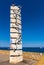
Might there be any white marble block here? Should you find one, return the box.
[9,56,23,64]
[10,50,22,55]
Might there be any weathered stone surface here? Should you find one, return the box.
[10,5,23,64]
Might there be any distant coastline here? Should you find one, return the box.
[0,47,44,53]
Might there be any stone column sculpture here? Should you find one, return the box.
[9,4,23,64]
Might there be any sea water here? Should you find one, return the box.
[0,47,44,53]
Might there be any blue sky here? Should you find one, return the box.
[0,0,44,47]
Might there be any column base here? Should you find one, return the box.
[9,56,23,64]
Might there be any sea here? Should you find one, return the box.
[0,47,44,53]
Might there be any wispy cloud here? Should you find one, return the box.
[0,41,10,47]
[23,42,44,47]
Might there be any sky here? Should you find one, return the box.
[0,0,44,47]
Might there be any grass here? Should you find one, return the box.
[23,52,43,61]
[0,50,44,65]
[0,50,9,54]
[34,55,44,65]
[0,50,43,61]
